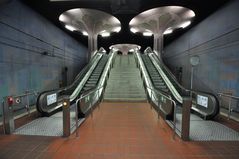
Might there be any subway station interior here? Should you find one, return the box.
[0,0,239,158]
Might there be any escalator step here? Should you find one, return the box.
[87,81,97,84]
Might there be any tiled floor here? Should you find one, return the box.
[0,102,239,159]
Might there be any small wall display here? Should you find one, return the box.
[197,95,208,108]
[47,93,57,106]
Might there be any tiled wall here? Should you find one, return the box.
[163,0,239,108]
[0,0,88,116]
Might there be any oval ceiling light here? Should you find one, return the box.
[59,14,66,22]
[82,31,88,36]
[143,32,153,36]
[65,25,76,32]
[114,26,121,33]
[101,32,110,37]
[130,28,138,33]
[188,10,196,18]
[163,28,173,35]
[180,21,191,28]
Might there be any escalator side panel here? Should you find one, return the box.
[36,52,103,116]
[140,54,174,120]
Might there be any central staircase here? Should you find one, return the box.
[104,54,147,102]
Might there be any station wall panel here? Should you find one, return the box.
[163,0,239,109]
[0,0,88,116]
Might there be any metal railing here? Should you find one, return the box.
[2,90,39,134]
[146,86,178,139]
[218,93,239,120]
[148,52,219,120]
[72,51,115,137]
[135,52,178,139]
[74,86,105,137]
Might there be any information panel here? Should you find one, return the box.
[47,93,57,106]
[197,95,208,108]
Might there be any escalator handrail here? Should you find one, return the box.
[148,54,183,103]
[64,52,102,91]
[36,51,103,115]
[76,50,115,109]
[151,51,216,97]
[135,52,172,99]
[146,86,177,106]
[69,54,103,101]
[149,50,219,119]
[76,85,104,103]
[151,51,191,93]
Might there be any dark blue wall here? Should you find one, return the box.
[163,0,239,101]
[0,0,88,115]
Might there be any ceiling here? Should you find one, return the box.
[21,0,230,51]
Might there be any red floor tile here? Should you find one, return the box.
[0,102,239,159]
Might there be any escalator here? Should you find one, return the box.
[36,51,110,117]
[141,55,169,94]
[80,55,108,92]
[138,50,219,120]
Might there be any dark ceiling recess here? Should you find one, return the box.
[22,0,230,51]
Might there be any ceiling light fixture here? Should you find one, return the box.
[130,28,138,33]
[179,21,191,28]
[82,31,88,36]
[143,32,153,36]
[163,29,173,35]
[114,27,121,33]
[59,15,66,22]
[101,32,110,37]
[65,25,76,32]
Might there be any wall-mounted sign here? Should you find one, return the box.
[47,93,57,106]
[197,95,208,108]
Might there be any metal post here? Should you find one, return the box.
[172,101,178,140]
[181,98,192,141]
[150,90,152,109]
[62,98,70,137]
[97,90,100,109]
[2,101,6,134]
[26,91,30,116]
[158,106,160,120]
[3,98,15,134]
[90,96,93,118]
[190,67,194,97]
[157,100,160,119]
[75,99,79,137]
[228,97,232,120]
